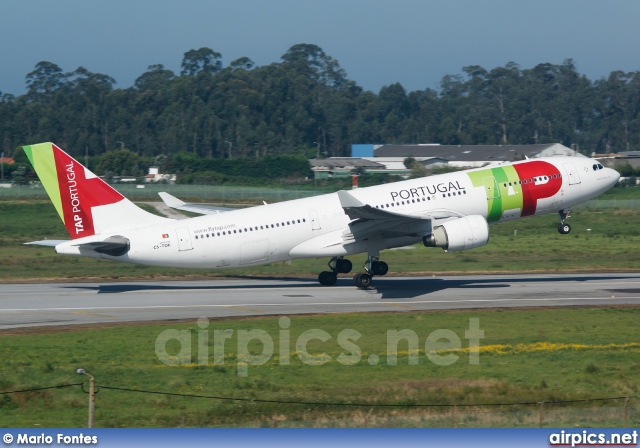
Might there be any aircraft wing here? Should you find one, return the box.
[337,190,428,223]
[158,192,236,215]
[337,190,460,241]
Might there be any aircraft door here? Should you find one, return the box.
[482,176,500,200]
[563,163,581,185]
[309,210,321,230]
[176,227,193,251]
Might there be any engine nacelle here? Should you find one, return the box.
[423,215,489,252]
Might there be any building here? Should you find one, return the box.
[310,158,387,179]
[353,143,582,168]
[145,166,177,183]
[309,143,585,179]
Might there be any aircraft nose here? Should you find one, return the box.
[609,168,621,185]
[601,167,621,188]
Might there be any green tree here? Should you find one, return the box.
[95,149,148,178]
[180,48,223,76]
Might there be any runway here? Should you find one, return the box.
[1,273,640,330]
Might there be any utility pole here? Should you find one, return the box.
[77,369,95,428]
[85,146,89,169]
[225,141,232,159]
[1,151,4,181]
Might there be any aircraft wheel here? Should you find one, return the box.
[557,223,571,234]
[318,271,337,286]
[353,273,372,289]
[371,261,388,276]
[336,258,353,274]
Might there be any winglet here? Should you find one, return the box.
[337,190,365,208]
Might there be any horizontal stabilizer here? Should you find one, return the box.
[158,192,236,215]
[25,240,69,247]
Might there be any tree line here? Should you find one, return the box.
[1,43,639,181]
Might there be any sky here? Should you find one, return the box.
[1,0,639,96]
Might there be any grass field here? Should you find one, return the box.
[1,307,639,427]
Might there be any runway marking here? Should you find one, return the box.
[2,296,640,313]
[383,303,416,310]
[72,311,119,318]
[222,305,265,313]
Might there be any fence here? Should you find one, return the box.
[0,183,329,203]
[2,383,638,428]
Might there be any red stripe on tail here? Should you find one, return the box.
[52,145,124,238]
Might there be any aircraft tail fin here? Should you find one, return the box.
[23,142,171,239]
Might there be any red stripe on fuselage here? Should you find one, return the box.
[513,161,562,216]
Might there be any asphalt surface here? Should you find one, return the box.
[1,273,639,330]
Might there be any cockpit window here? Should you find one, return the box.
[598,164,604,170]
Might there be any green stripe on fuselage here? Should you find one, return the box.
[468,166,523,222]
[23,143,64,222]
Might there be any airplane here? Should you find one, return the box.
[23,142,620,288]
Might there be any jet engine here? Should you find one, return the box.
[423,215,489,252]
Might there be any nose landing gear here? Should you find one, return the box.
[558,208,571,234]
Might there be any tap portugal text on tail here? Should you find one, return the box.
[23,142,620,288]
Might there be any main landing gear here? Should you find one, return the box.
[557,208,571,234]
[317,255,389,288]
[318,257,353,286]
[353,255,388,289]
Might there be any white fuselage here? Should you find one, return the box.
[55,156,619,268]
